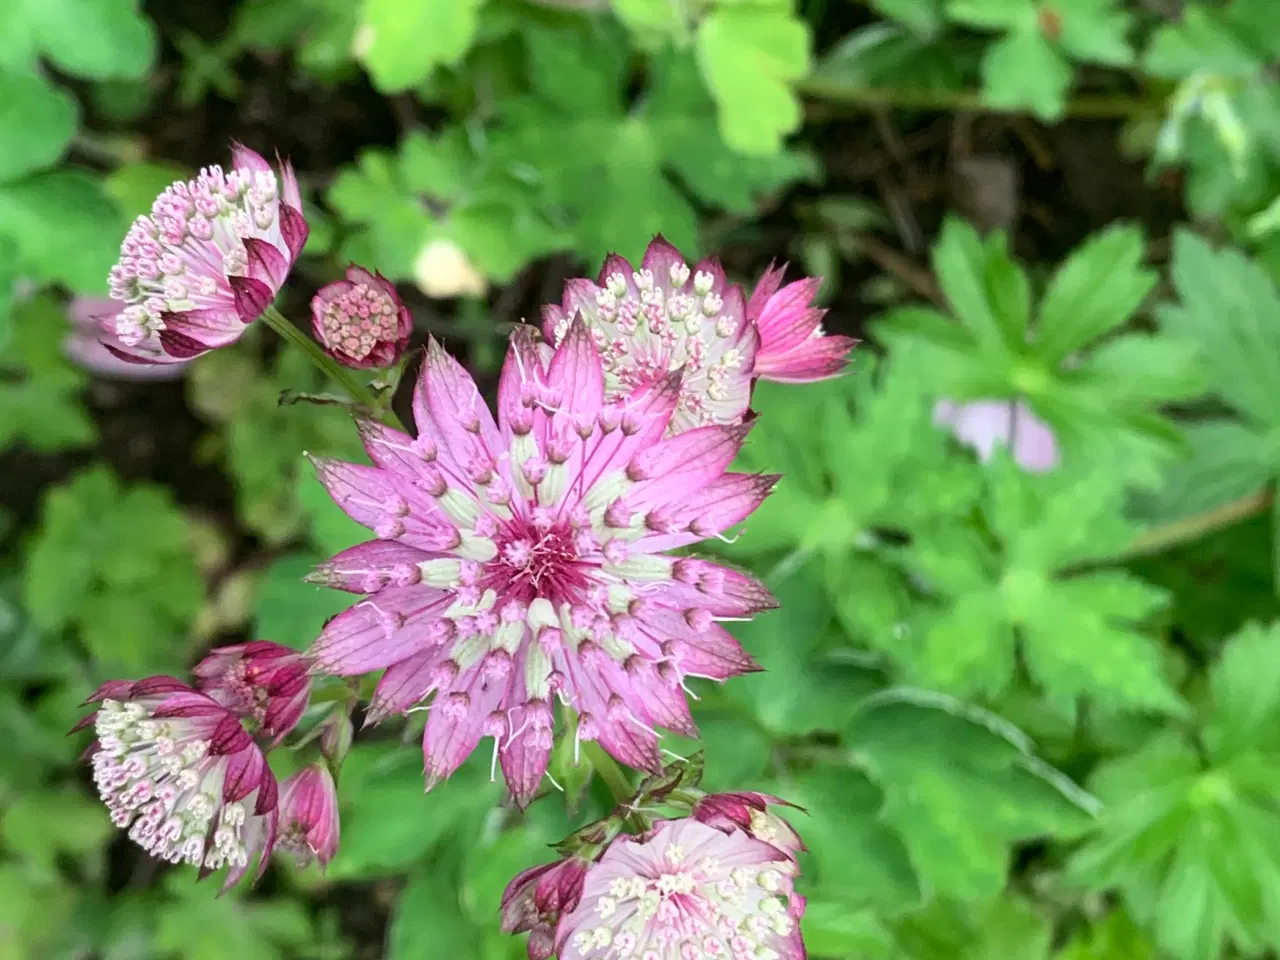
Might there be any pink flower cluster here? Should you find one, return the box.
[76,642,338,888]
[503,793,807,960]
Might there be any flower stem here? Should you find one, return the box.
[1122,487,1274,560]
[799,78,1164,119]
[583,742,635,805]
[260,304,405,430]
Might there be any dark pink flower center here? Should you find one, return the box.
[486,519,588,604]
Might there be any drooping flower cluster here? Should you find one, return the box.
[104,144,307,364]
[75,642,326,887]
[502,793,807,960]
[308,320,778,806]
[543,237,856,432]
[311,265,412,368]
[82,677,279,889]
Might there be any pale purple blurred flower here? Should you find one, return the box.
[77,677,279,891]
[933,398,1060,472]
[277,764,340,869]
[64,297,189,380]
[306,321,777,807]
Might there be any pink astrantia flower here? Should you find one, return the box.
[104,144,308,365]
[192,641,312,745]
[307,321,778,807]
[933,398,1060,473]
[78,677,279,890]
[276,764,340,868]
[502,856,593,960]
[747,262,856,383]
[692,792,805,861]
[64,297,191,380]
[554,817,806,960]
[541,237,760,432]
[312,265,412,369]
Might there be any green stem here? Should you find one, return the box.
[583,742,635,805]
[1121,487,1273,561]
[799,78,1163,119]
[260,304,405,431]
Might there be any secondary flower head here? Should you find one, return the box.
[312,265,412,368]
[555,817,806,960]
[276,764,341,869]
[105,144,308,365]
[542,237,760,433]
[502,855,593,960]
[79,677,278,890]
[692,792,805,861]
[747,262,856,383]
[192,641,311,744]
[308,321,778,807]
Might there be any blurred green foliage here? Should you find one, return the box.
[3,1,1280,959]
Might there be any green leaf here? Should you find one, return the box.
[1144,5,1268,79]
[1135,421,1275,522]
[0,70,76,183]
[696,5,810,155]
[23,465,204,674]
[787,765,922,910]
[328,746,501,879]
[647,50,818,214]
[1070,623,1280,960]
[103,160,188,219]
[946,0,1031,31]
[254,553,353,651]
[0,0,156,79]
[980,29,1072,120]
[0,169,123,292]
[389,862,479,959]
[1034,223,1156,364]
[1161,231,1280,428]
[356,0,484,92]
[850,688,1097,900]
[154,875,315,960]
[1056,909,1159,960]
[932,216,1029,353]
[2,789,113,879]
[0,295,95,453]
[870,0,943,36]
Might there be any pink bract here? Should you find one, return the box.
[104,143,308,365]
[64,297,191,380]
[277,764,341,868]
[311,265,412,369]
[555,818,806,960]
[192,640,312,745]
[307,321,778,807]
[747,262,857,383]
[79,677,279,891]
[502,856,592,960]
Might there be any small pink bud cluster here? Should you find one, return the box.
[502,792,807,960]
[311,265,412,368]
[76,641,338,886]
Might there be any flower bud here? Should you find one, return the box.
[311,265,412,368]
[277,764,341,869]
[691,791,806,860]
[501,856,592,959]
[192,641,311,743]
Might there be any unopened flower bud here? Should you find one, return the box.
[312,265,412,368]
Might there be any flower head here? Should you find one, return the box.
[192,641,311,744]
[276,764,341,869]
[105,144,308,365]
[502,856,592,960]
[555,818,806,960]
[747,262,856,383]
[933,398,1059,472]
[307,321,777,807]
[80,677,278,890]
[692,792,805,861]
[541,237,760,433]
[312,265,412,368]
